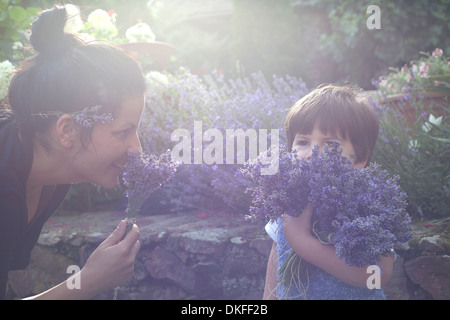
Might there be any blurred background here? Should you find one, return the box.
[2,0,450,89]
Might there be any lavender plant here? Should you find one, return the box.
[139,68,308,213]
[122,150,178,233]
[371,98,449,219]
[241,143,412,267]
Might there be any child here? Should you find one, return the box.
[0,6,146,299]
[263,84,394,300]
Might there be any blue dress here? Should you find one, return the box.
[273,219,386,300]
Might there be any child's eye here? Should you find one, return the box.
[325,141,341,148]
[295,140,309,147]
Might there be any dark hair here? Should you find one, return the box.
[8,5,146,151]
[284,84,379,164]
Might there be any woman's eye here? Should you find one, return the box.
[117,129,130,139]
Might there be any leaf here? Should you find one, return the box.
[8,5,27,25]
[429,136,450,143]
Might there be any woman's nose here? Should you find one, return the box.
[128,132,142,154]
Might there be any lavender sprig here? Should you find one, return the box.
[241,145,310,222]
[122,150,178,233]
[72,105,113,127]
[32,105,113,127]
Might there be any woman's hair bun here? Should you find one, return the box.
[30,6,81,57]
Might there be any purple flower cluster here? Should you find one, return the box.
[73,105,113,127]
[241,143,413,267]
[122,150,178,224]
[240,145,310,221]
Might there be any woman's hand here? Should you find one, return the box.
[80,220,141,294]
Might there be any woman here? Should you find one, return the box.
[0,6,146,299]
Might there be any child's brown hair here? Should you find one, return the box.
[284,84,379,165]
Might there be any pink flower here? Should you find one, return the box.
[401,65,408,74]
[434,81,440,86]
[418,62,430,78]
[432,48,443,58]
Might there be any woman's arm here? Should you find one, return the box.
[263,241,278,300]
[24,220,141,299]
[283,205,393,289]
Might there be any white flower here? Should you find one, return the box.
[418,61,430,78]
[125,22,155,42]
[87,9,115,28]
[0,60,15,100]
[85,9,118,40]
[64,4,84,33]
[408,139,419,149]
[422,114,442,132]
[146,71,170,94]
[12,41,23,51]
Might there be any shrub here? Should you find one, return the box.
[371,95,449,220]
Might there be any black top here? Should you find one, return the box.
[0,110,70,299]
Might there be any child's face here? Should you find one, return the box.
[292,123,366,169]
[71,95,145,188]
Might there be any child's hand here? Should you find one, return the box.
[80,220,141,294]
[283,203,314,241]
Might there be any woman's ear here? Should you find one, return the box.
[55,114,77,148]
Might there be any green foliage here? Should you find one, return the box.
[0,0,41,61]
[371,95,450,219]
[303,0,450,88]
[230,0,306,78]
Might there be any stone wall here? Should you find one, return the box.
[7,210,272,300]
[384,218,450,300]
[6,211,450,300]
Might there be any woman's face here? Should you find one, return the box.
[71,95,144,188]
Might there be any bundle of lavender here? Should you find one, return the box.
[241,143,412,267]
[122,150,178,234]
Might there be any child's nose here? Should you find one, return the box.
[305,148,313,161]
[306,144,323,161]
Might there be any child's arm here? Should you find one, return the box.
[263,241,278,300]
[283,205,394,288]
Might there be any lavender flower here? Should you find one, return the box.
[241,145,310,222]
[241,143,412,267]
[122,150,178,232]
